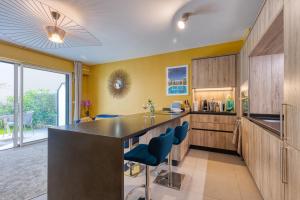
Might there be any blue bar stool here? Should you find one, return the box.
[154,121,189,190]
[124,133,146,177]
[124,128,175,200]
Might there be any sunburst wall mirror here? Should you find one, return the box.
[108,69,131,98]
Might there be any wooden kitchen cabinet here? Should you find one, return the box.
[248,0,283,54]
[284,0,300,151]
[249,123,262,189]
[190,114,237,151]
[241,118,250,165]
[243,118,284,200]
[249,54,284,114]
[240,43,250,90]
[261,128,284,200]
[285,145,300,200]
[173,114,191,161]
[192,55,236,88]
[283,0,300,199]
[190,129,236,151]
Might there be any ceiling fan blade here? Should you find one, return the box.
[191,3,218,16]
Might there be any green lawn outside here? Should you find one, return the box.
[0,127,33,136]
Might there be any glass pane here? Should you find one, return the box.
[0,62,15,150]
[23,68,66,143]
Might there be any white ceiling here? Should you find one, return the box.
[0,0,263,65]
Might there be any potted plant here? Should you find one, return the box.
[81,100,91,117]
[147,99,155,117]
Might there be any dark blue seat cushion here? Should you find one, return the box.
[173,137,180,144]
[95,114,119,119]
[124,144,157,166]
[173,121,189,145]
[148,128,174,164]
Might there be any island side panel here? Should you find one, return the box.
[48,128,124,200]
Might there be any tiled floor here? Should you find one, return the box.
[32,149,262,200]
[124,149,262,200]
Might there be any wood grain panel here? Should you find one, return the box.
[248,0,283,54]
[249,54,284,114]
[284,1,300,198]
[285,145,300,200]
[192,55,236,88]
[191,114,236,125]
[284,0,300,151]
[191,122,235,132]
[241,118,250,165]
[251,11,283,56]
[243,118,284,200]
[267,132,284,200]
[190,129,236,151]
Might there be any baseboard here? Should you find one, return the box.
[190,145,239,156]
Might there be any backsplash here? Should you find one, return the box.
[192,88,235,112]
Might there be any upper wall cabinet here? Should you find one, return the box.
[248,0,284,54]
[284,0,300,150]
[192,55,236,89]
[249,54,284,114]
[240,42,250,91]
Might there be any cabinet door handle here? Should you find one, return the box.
[281,104,288,140]
[282,147,288,184]
[280,146,283,183]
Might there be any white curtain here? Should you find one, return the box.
[74,61,82,122]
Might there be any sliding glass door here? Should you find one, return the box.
[21,67,69,144]
[0,61,71,150]
[0,62,17,150]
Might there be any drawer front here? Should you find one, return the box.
[191,114,236,124]
[190,129,237,151]
[191,122,235,132]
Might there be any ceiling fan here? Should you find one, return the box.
[177,3,217,30]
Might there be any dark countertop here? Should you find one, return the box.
[49,112,188,141]
[190,111,237,116]
[246,114,281,137]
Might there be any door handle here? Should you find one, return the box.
[281,146,288,184]
[281,104,288,140]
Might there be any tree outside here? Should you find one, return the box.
[0,89,57,132]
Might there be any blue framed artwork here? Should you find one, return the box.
[166,65,188,96]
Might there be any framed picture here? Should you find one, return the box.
[166,65,188,96]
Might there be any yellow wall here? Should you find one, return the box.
[0,41,74,72]
[88,40,243,116]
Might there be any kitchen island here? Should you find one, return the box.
[48,112,189,200]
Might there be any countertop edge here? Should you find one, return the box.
[49,112,189,141]
[190,111,237,116]
[244,116,281,138]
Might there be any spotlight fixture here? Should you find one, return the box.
[46,11,66,43]
[177,13,191,30]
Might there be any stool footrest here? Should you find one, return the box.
[124,162,144,177]
[153,170,185,190]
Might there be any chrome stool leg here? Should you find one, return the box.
[125,165,151,200]
[154,150,185,190]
